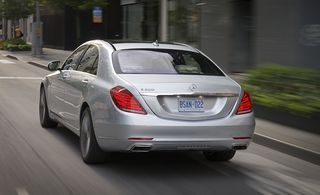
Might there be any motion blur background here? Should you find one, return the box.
[1,0,319,131]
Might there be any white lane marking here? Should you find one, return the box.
[254,133,320,155]
[0,76,43,80]
[0,59,14,64]
[16,188,30,195]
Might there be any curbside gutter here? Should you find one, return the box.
[253,133,320,165]
[4,53,320,166]
[27,61,48,70]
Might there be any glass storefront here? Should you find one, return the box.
[120,0,253,72]
[121,0,159,41]
[168,0,201,48]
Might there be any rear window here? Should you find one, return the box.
[112,49,224,76]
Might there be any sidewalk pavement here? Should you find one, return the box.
[1,48,319,165]
[2,48,71,69]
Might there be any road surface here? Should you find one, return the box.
[0,56,319,195]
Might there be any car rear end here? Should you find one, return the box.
[95,42,255,155]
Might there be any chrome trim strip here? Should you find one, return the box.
[141,92,238,97]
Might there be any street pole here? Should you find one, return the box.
[32,1,42,55]
[160,0,168,41]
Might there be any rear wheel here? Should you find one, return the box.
[80,108,106,164]
[39,87,58,128]
[203,150,236,161]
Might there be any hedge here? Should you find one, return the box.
[2,38,31,51]
[242,64,320,116]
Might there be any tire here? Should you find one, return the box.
[80,108,106,164]
[39,87,58,128]
[203,150,236,161]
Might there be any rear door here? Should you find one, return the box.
[51,45,88,126]
[63,45,99,129]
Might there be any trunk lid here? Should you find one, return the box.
[118,74,240,121]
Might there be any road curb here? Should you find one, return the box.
[4,53,48,70]
[253,133,320,165]
[27,61,47,70]
[5,55,19,60]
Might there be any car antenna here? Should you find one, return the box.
[152,40,159,47]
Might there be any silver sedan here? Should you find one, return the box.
[39,40,255,164]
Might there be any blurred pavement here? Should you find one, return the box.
[2,48,71,67]
[1,48,319,165]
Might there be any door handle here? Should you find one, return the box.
[61,71,71,79]
[82,79,89,84]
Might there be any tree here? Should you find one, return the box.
[43,0,108,10]
[0,0,108,19]
[0,0,35,20]
[0,0,108,21]
[0,0,36,39]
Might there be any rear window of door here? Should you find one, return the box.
[77,45,99,74]
[62,46,88,70]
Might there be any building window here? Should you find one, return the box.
[168,0,201,47]
[121,0,159,41]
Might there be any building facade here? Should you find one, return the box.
[37,0,319,71]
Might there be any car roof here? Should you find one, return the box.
[105,40,199,52]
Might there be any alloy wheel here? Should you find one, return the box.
[39,91,46,124]
[81,112,91,158]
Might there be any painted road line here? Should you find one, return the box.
[253,133,320,165]
[0,59,15,64]
[16,188,30,195]
[0,76,43,80]
[254,133,320,155]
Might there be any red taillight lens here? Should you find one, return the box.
[110,86,147,115]
[236,91,253,115]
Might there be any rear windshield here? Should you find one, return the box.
[112,49,224,76]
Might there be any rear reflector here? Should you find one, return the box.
[128,137,154,141]
[236,91,253,115]
[233,136,251,140]
[111,86,147,114]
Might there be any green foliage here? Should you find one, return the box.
[3,38,31,50]
[43,0,108,10]
[77,0,108,10]
[242,64,320,116]
[0,0,35,20]
[18,44,32,49]
[5,38,26,45]
[6,43,19,49]
[0,0,109,20]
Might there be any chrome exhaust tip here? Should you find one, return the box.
[131,145,152,152]
[232,144,247,150]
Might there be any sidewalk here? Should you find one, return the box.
[1,48,319,165]
[1,48,71,68]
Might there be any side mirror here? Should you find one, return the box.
[48,60,61,71]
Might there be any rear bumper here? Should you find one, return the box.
[98,138,251,152]
[94,112,255,152]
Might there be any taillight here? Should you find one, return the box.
[236,91,252,115]
[110,86,147,115]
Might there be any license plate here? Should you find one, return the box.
[178,98,205,112]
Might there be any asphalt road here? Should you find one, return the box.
[0,56,319,195]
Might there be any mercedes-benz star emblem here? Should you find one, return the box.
[190,84,197,91]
